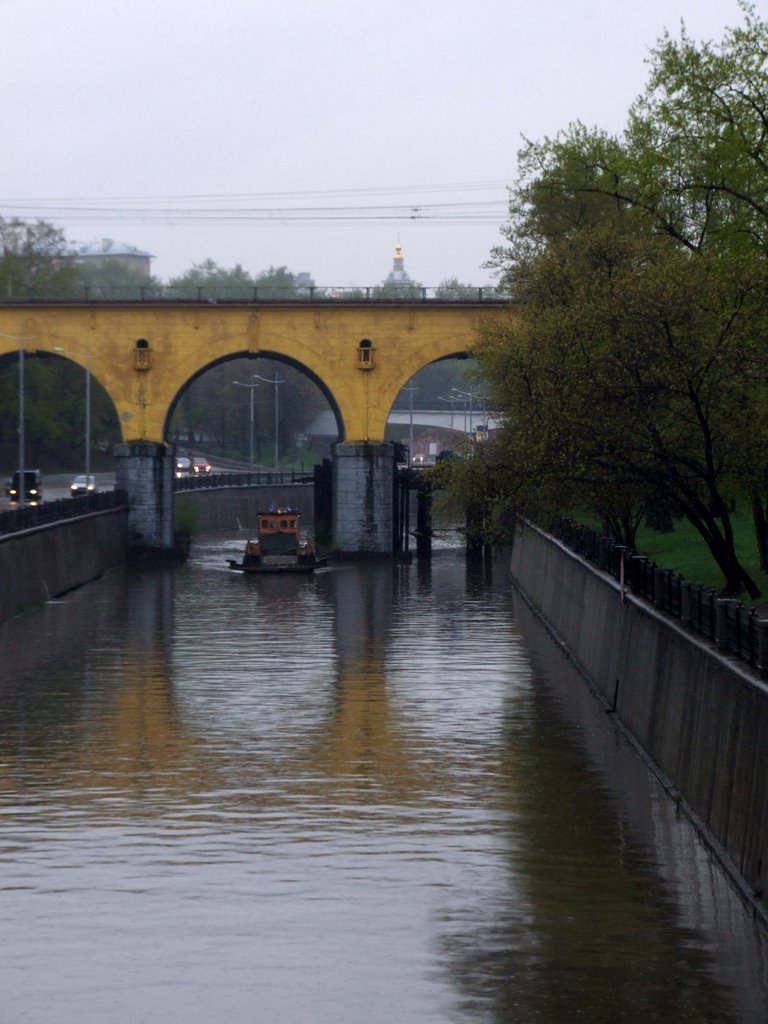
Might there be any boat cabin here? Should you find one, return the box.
[258,505,302,556]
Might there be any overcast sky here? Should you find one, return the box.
[0,0,748,288]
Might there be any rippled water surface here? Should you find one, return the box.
[1,538,767,1023]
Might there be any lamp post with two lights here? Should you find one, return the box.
[250,371,285,472]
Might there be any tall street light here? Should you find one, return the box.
[232,375,261,470]
[1,329,36,509]
[403,384,418,462]
[452,387,488,438]
[251,372,285,472]
[437,393,456,430]
[54,346,92,483]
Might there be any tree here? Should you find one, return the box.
[483,219,766,595]
[473,4,768,596]
[166,261,297,300]
[70,259,162,300]
[0,218,78,298]
[435,277,492,301]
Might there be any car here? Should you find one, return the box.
[6,469,43,505]
[191,457,212,474]
[175,456,192,478]
[70,474,98,496]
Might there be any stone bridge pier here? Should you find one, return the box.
[114,442,176,553]
[332,442,395,555]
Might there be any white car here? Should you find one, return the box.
[70,474,98,496]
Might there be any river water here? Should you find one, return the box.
[1,535,767,1023]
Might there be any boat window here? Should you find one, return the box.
[280,519,288,528]
[290,519,297,528]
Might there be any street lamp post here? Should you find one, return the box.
[85,351,91,482]
[438,394,456,430]
[403,384,418,462]
[18,340,24,508]
[232,375,261,471]
[251,372,285,472]
[54,346,92,484]
[1,329,36,509]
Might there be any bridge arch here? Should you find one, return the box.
[163,350,345,449]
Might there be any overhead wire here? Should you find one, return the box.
[0,180,511,227]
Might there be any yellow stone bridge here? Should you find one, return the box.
[0,300,504,444]
[0,299,507,553]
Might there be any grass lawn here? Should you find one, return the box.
[632,506,768,605]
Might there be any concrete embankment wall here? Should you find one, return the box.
[175,483,315,535]
[509,518,768,897]
[0,508,128,622]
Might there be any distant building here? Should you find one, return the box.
[71,238,153,275]
[384,237,412,287]
[295,271,315,294]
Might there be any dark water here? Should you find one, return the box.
[1,535,767,1023]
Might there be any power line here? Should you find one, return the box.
[0,180,511,227]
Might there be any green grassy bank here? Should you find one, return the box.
[630,505,768,606]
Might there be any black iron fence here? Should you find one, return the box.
[175,470,314,491]
[0,472,311,536]
[549,516,768,677]
[0,285,504,305]
[0,490,128,538]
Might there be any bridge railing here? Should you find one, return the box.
[175,470,314,491]
[0,285,507,304]
[549,516,768,677]
[0,490,128,538]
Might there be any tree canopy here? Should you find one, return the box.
[166,261,297,300]
[0,218,78,298]
[460,1,768,596]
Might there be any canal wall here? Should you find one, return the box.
[508,518,768,899]
[0,508,129,622]
[175,483,315,535]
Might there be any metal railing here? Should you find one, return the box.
[549,516,768,676]
[175,470,314,491]
[0,285,506,305]
[0,490,128,537]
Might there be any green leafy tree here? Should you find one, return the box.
[167,261,297,301]
[0,218,78,298]
[435,277,498,301]
[70,259,162,300]
[482,220,766,595]
[472,3,768,595]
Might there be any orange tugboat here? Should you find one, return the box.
[227,505,326,574]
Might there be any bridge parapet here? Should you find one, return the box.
[0,287,505,305]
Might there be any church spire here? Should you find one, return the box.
[386,235,411,286]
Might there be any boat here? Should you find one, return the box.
[227,505,327,574]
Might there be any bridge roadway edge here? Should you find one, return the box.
[508,517,768,918]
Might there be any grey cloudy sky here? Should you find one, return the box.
[0,0,747,287]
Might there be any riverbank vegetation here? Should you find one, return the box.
[445,3,768,599]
